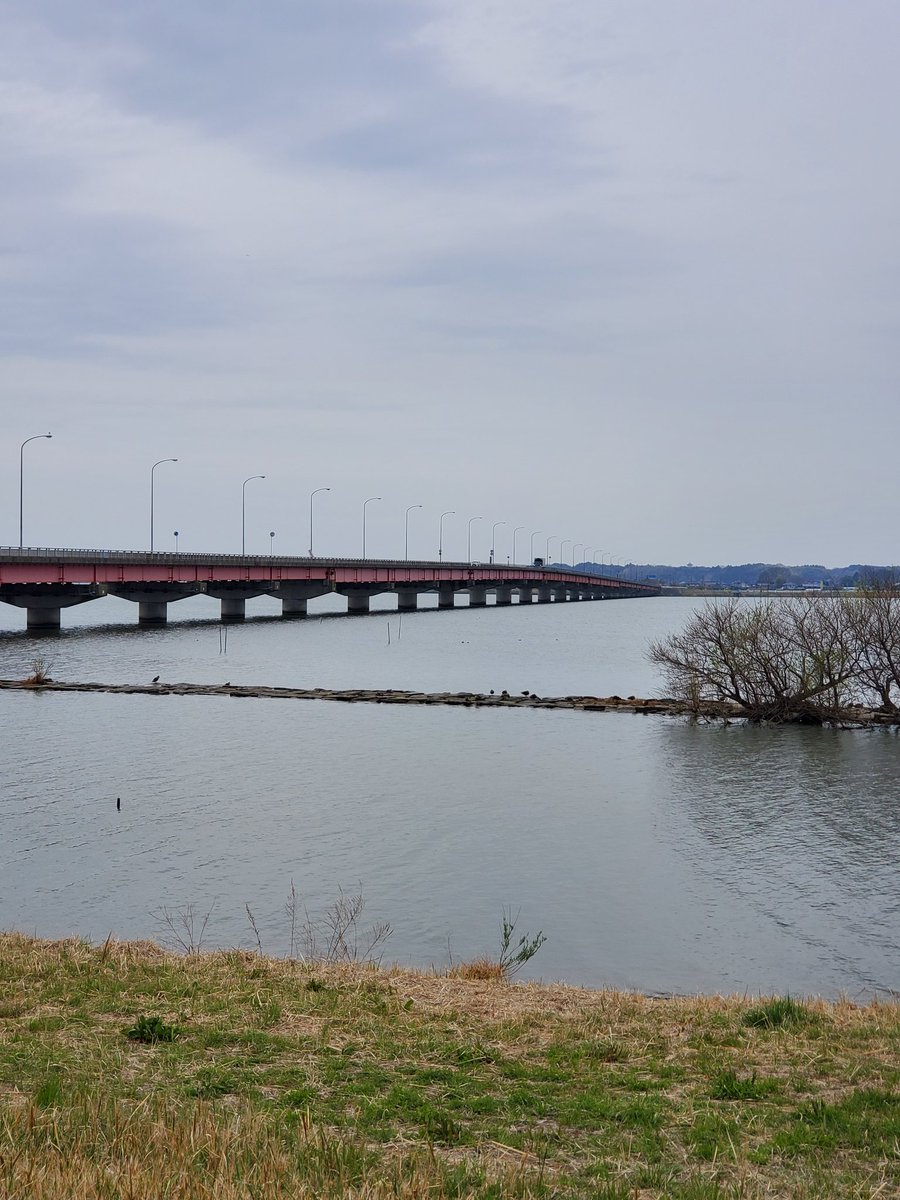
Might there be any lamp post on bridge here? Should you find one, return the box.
[362,496,381,558]
[560,539,572,567]
[573,543,583,567]
[512,526,524,564]
[241,475,265,556]
[438,511,455,562]
[174,531,180,553]
[546,534,557,564]
[404,504,423,560]
[270,530,276,555]
[309,487,330,557]
[19,433,52,550]
[150,457,177,553]
[466,515,483,562]
[530,531,542,563]
[490,520,505,565]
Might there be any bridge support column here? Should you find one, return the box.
[220,597,246,621]
[495,586,512,606]
[438,588,455,609]
[27,606,61,631]
[398,591,419,611]
[517,586,532,604]
[347,593,371,614]
[281,595,307,617]
[469,586,487,607]
[536,585,552,603]
[553,585,567,602]
[138,601,168,625]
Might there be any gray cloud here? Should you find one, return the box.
[1,0,899,565]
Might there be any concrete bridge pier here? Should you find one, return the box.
[282,595,307,617]
[273,583,333,618]
[537,585,553,603]
[495,586,512,606]
[469,585,487,607]
[1,585,103,632]
[438,587,456,609]
[138,601,168,625]
[517,586,532,604]
[344,588,383,614]
[109,584,202,626]
[397,590,419,611]
[220,597,246,621]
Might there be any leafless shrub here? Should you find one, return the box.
[152,901,215,954]
[245,903,263,954]
[23,656,52,686]
[297,886,392,965]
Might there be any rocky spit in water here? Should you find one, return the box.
[3,677,900,725]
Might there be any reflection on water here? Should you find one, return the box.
[0,598,897,998]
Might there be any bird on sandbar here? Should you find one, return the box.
[116,797,121,811]
[152,675,160,684]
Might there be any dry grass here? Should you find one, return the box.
[0,933,898,1199]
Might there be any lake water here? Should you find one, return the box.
[1,592,897,999]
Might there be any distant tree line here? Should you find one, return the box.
[648,583,900,723]
[578,561,899,589]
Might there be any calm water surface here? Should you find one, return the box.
[1,594,897,998]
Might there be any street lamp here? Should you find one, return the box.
[560,539,572,566]
[573,542,583,567]
[241,475,265,555]
[362,496,381,558]
[270,530,276,555]
[404,504,423,560]
[438,511,455,561]
[546,534,557,563]
[512,526,525,565]
[584,545,593,567]
[490,521,506,564]
[150,457,177,553]
[467,515,483,561]
[174,530,179,553]
[309,487,330,557]
[19,433,52,549]
[530,531,542,562]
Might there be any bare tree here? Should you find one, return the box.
[648,596,871,723]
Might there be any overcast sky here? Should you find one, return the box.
[2,1,898,565]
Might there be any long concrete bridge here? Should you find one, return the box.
[0,548,660,630]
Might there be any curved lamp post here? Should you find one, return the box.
[404,504,423,560]
[466,515,483,562]
[530,530,542,562]
[150,457,177,552]
[309,487,330,557]
[490,521,506,565]
[241,475,265,555]
[511,526,525,565]
[19,433,52,549]
[362,496,381,558]
[438,510,455,562]
[560,538,572,567]
[546,534,557,563]
[573,542,583,567]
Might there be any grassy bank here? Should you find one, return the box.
[0,935,897,1198]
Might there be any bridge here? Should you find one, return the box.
[0,548,660,630]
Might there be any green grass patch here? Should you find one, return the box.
[0,933,897,1199]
